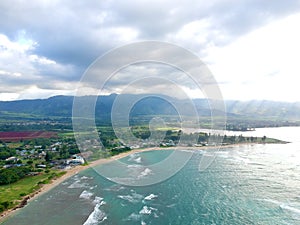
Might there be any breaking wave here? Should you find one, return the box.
[128,153,142,164]
[144,194,158,201]
[79,190,94,200]
[118,191,144,203]
[82,203,107,225]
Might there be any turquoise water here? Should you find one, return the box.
[2,127,300,225]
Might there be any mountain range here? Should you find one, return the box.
[0,94,299,125]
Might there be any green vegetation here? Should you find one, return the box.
[0,170,66,213]
[0,167,31,185]
[0,173,49,212]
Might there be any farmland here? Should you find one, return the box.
[0,131,57,142]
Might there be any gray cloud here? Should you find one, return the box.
[0,0,300,100]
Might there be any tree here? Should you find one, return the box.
[238,135,245,142]
[0,169,19,185]
[27,160,33,166]
[0,151,10,160]
[166,130,172,136]
[0,201,11,210]
[59,145,69,159]
[45,152,53,162]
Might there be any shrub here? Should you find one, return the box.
[0,201,12,209]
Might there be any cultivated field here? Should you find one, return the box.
[0,131,57,142]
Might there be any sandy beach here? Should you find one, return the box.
[0,143,265,222]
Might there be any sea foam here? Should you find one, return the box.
[82,203,107,225]
[138,168,152,179]
[260,199,300,215]
[139,206,152,215]
[280,203,300,215]
[144,194,158,201]
[128,153,142,163]
[81,176,93,180]
[118,191,144,203]
[79,190,94,200]
[93,196,104,204]
[68,180,89,189]
[125,213,141,221]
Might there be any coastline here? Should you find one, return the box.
[0,142,285,222]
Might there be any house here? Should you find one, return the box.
[66,155,85,165]
[16,149,28,156]
[38,151,46,158]
[5,156,18,162]
[36,164,47,168]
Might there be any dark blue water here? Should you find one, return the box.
[2,127,300,225]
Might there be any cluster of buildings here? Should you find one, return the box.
[2,140,85,170]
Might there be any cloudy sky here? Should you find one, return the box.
[1,0,300,102]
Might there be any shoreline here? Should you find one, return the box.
[0,141,286,222]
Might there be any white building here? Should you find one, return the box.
[67,155,85,165]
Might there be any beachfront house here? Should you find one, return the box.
[66,155,85,165]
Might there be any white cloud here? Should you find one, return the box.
[29,54,56,65]
[0,33,77,98]
[1,0,300,101]
[0,93,20,101]
[17,86,75,100]
[204,13,300,102]
[0,31,36,53]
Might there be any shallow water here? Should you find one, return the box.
[2,127,300,225]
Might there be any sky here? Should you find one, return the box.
[1,0,300,102]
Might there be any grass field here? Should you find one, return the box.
[0,171,66,212]
[6,142,22,149]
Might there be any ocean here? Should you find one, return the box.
[2,127,300,225]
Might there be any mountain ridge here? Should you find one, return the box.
[0,94,299,122]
